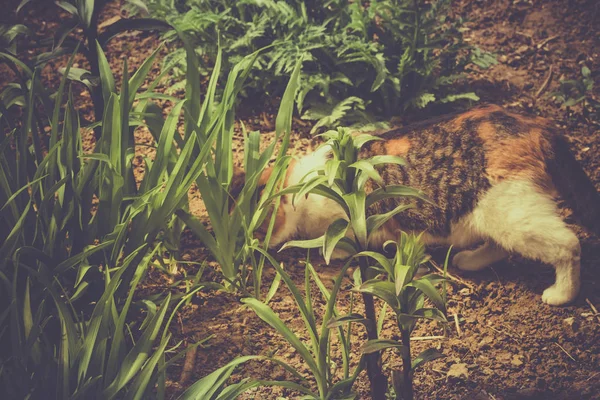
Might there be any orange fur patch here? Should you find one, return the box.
[477,122,554,189]
[451,104,504,128]
[384,137,411,156]
[258,166,273,187]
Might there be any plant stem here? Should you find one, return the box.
[400,326,414,400]
[86,0,106,141]
[359,256,388,400]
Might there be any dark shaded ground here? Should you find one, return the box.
[3,0,599,399]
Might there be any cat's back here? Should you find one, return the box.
[363,104,558,235]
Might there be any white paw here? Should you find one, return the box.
[452,250,485,271]
[541,285,577,306]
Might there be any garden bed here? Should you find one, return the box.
[3,0,599,399]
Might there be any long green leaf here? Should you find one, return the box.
[366,185,432,208]
[177,356,259,400]
[356,279,399,310]
[366,203,414,239]
[323,218,349,265]
[412,348,444,370]
[96,41,116,104]
[275,57,302,157]
[408,278,447,314]
[362,339,404,354]
[241,298,320,379]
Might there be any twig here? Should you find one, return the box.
[502,323,523,339]
[453,313,462,337]
[411,335,446,341]
[431,369,446,382]
[515,31,533,41]
[535,65,553,98]
[430,260,476,292]
[586,371,600,382]
[489,325,520,343]
[586,298,599,314]
[537,35,559,49]
[585,298,600,323]
[489,266,502,284]
[178,313,185,335]
[554,342,576,362]
[179,343,198,384]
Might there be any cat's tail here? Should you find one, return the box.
[548,134,600,236]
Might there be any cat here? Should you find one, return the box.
[233,104,600,306]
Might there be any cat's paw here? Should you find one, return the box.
[542,285,577,306]
[452,250,486,271]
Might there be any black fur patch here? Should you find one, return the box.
[361,119,491,236]
[486,111,526,137]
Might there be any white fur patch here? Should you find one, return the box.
[270,145,347,246]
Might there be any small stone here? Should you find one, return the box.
[516,45,529,54]
[447,363,469,380]
[497,352,512,363]
[511,355,524,367]
[459,288,471,296]
[478,336,494,350]
[563,317,579,332]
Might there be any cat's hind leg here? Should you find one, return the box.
[471,180,581,306]
[453,242,508,271]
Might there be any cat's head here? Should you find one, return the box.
[229,165,290,246]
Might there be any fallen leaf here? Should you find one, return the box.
[447,363,469,380]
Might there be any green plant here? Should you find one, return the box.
[0,54,182,399]
[1,240,211,399]
[142,0,492,131]
[275,127,429,399]
[240,252,363,399]
[6,0,171,138]
[0,34,217,289]
[350,233,448,400]
[550,65,600,124]
[0,24,269,398]
[174,29,304,298]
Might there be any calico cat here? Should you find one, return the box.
[237,104,600,306]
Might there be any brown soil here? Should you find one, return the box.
[5,0,600,399]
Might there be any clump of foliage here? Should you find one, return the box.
[354,233,448,400]
[0,44,199,397]
[550,65,600,124]
[174,29,302,297]
[141,0,495,131]
[0,11,282,398]
[4,0,171,138]
[243,253,363,399]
